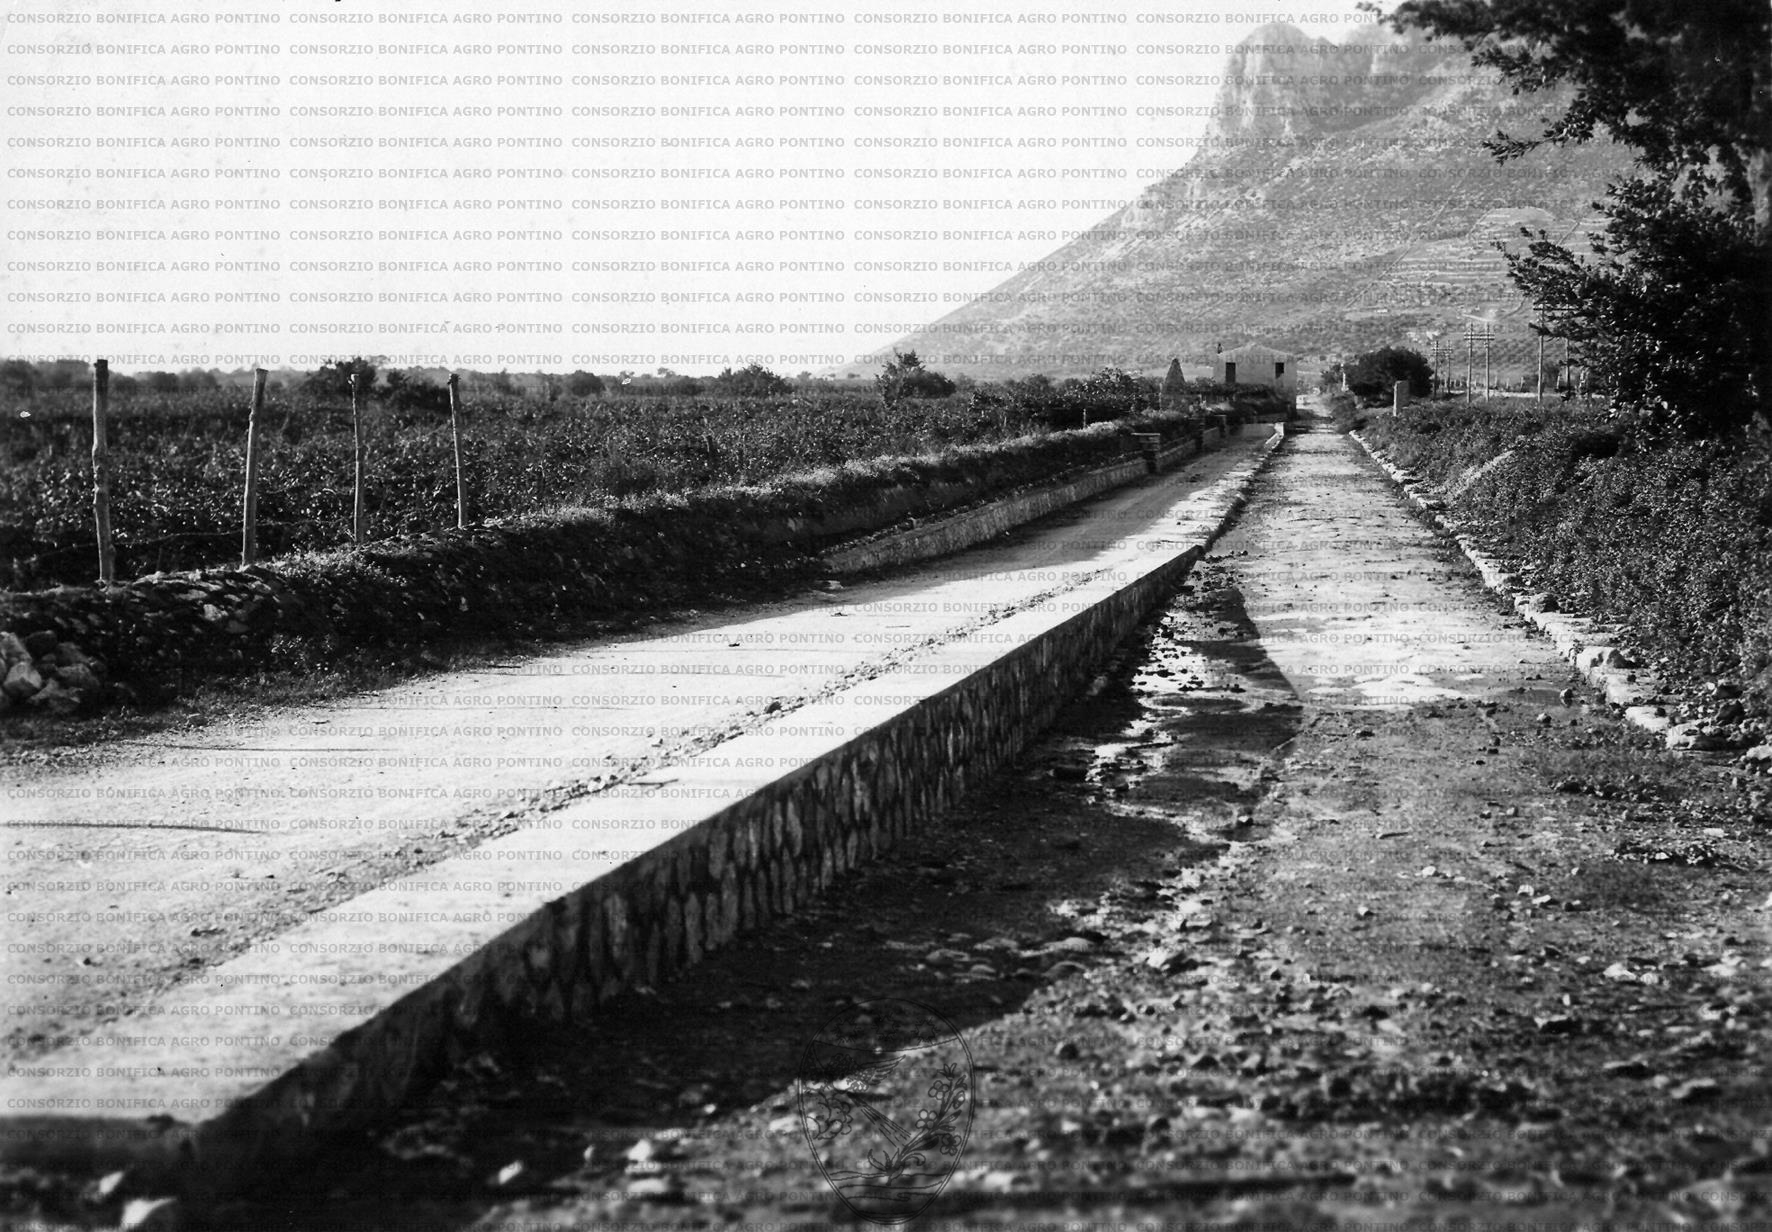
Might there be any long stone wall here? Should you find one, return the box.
[0,427,1284,1199]
[823,424,1232,574]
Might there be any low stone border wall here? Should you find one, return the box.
[0,430,1284,1198]
[822,423,1232,574]
[1351,430,1769,761]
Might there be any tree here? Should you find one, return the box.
[379,368,450,413]
[1076,366,1153,411]
[304,356,377,400]
[1346,346,1434,400]
[37,359,88,391]
[565,369,605,397]
[1387,0,1772,433]
[709,362,791,397]
[1160,358,1186,408]
[875,350,956,406]
[0,359,36,400]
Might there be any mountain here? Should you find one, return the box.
[878,23,1630,383]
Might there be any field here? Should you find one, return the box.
[0,386,1049,592]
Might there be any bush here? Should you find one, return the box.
[707,363,791,398]
[565,370,606,398]
[876,350,957,406]
[1344,346,1433,402]
[1326,391,1365,433]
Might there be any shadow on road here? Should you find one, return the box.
[219,577,1304,1231]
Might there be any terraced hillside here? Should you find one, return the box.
[884,22,1629,379]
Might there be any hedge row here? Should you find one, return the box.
[1361,405,1772,714]
[0,412,1207,709]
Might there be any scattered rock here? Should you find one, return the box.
[626,1175,684,1201]
[119,1197,182,1232]
[1667,722,1733,752]
[2,660,43,701]
[1143,947,1198,974]
[27,679,79,713]
[1671,1078,1721,1104]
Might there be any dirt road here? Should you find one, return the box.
[162,412,1772,1232]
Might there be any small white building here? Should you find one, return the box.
[1213,342,1297,399]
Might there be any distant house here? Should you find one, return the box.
[1213,341,1297,399]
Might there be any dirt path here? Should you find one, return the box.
[0,432,1271,1063]
[11,414,1769,1230]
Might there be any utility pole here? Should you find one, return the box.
[1462,321,1493,402]
[91,358,114,585]
[1463,326,1474,404]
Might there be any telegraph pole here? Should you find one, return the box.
[1462,321,1493,402]
[1463,326,1474,403]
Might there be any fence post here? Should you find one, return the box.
[241,368,266,566]
[350,371,366,543]
[91,358,115,586]
[447,372,466,529]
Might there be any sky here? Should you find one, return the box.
[4,0,1375,378]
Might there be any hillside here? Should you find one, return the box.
[881,23,1630,380]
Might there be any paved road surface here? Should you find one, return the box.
[2,429,1272,1060]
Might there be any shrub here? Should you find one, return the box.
[876,350,957,406]
[1345,346,1433,402]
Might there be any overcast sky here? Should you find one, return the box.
[4,0,1374,377]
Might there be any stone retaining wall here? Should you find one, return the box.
[0,428,1284,1198]
[824,425,1230,574]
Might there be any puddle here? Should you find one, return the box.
[1038,566,1305,847]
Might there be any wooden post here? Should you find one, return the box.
[241,368,266,566]
[349,371,366,543]
[91,358,115,586]
[447,372,466,529]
